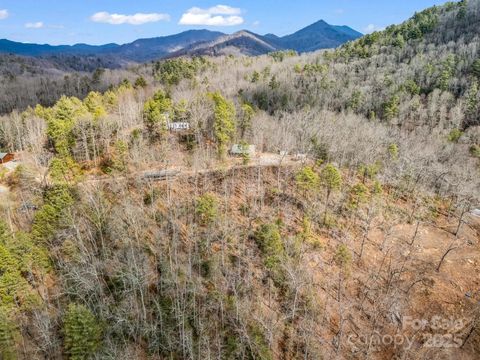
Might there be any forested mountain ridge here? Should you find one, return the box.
[328,0,480,131]
[240,0,480,132]
[0,1,479,359]
[0,20,361,114]
[0,20,360,62]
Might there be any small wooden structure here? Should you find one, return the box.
[230,144,256,157]
[0,152,14,164]
[168,122,190,131]
[293,153,308,161]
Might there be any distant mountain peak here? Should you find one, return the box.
[280,19,362,53]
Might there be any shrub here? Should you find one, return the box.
[63,304,102,360]
[447,129,463,143]
[372,180,383,195]
[195,193,219,225]
[334,244,352,269]
[403,79,421,95]
[310,137,329,162]
[383,95,400,121]
[247,323,273,360]
[295,166,319,193]
[472,59,480,78]
[358,162,381,182]
[254,223,284,271]
[469,144,480,158]
[348,183,369,209]
[134,76,147,88]
[388,143,399,159]
[0,311,17,360]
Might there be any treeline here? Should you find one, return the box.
[0,54,150,114]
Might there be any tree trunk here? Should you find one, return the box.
[436,243,458,272]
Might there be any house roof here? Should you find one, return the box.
[0,153,8,159]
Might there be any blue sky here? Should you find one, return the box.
[0,0,450,45]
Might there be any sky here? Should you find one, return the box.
[0,0,450,45]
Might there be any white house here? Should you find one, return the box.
[168,122,190,131]
[230,144,256,156]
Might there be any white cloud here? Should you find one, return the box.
[0,9,8,20]
[364,24,385,34]
[90,11,170,25]
[25,22,44,29]
[252,20,260,27]
[335,9,345,15]
[179,5,244,26]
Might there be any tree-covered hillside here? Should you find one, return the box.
[0,1,479,359]
[242,0,480,131]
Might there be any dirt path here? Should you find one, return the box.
[83,152,304,185]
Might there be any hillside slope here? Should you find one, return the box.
[0,2,479,359]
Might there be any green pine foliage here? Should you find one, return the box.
[254,223,284,273]
[239,102,255,139]
[388,143,399,160]
[0,222,46,314]
[63,304,102,360]
[0,311,17,360]
[195,193,219,225]
[334,244,352,269]
[470,144,480,158]
[31,185,74,244]
[269,50,297,62]
[348,183,369,209]
[83,91,106,119]
[134,76,147,88]
[154,57,209,86]
[295,166,319,193]
[472,59,480,78]
[447,128,463,143]
[43,96,88,156]
[383,95,400,121]
[143,90,172,140]
[210,92,236,158]
[320,164,342,192]
[337,5,440,59]
[49,156,83,184]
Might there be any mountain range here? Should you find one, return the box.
[0,20,362,64]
